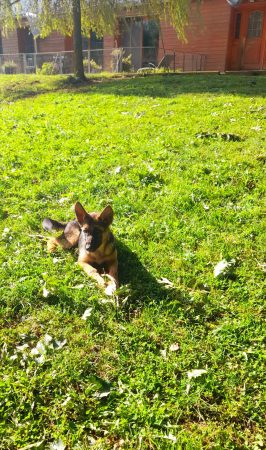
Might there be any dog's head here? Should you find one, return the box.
[74,202,114,252]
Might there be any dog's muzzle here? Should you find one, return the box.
[84,234,93,252]
[85,239,98,252]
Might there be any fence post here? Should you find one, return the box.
[22,53,26,74]
[34,53,37,73]
[173,51,176,72]
[60,52,63,74]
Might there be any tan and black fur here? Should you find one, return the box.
[42,202,118,296]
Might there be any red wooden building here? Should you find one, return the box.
[108,0,266,71]
[165,0,266,71]
[0,0,266,72]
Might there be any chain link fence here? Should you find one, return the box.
[0,48,206,75]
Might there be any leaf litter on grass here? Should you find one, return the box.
[0,73,265,450]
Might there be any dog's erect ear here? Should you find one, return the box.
[74,202,88,225]
[98,205,114,227]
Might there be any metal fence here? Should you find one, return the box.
[0,47,206,75]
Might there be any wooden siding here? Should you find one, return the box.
[64,36,73,51]
[36,31,65,53]
[226,0,266,70]
[1,29,19,54]
[158,0,232,72]
[103,35,115,71]
[1,0,264,72]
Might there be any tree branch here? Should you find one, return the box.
[9,0,21,6]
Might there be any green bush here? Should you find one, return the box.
[89,58,102,72]
[37,62,59,75]
[2,60,17,74]
[122,53,132,72]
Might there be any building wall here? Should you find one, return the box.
[2,0,264,72]
[226,0,266,70]
[103,34,116,71]
[158,0,232,71]
[1,29,19,54]
[36,31,66,53]
[64,36,73,51]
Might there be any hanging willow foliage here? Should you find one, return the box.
[0,0,198,40]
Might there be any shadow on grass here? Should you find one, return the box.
[38,240,222,324]
[0,76,89,102]
[38,239,173,314]
[90,73,266,99]
[117,241,230,323]
[1,73,265,102]
[117,241,177,309]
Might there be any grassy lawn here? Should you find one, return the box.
[0,73,265,449]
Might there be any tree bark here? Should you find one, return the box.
[72,0,86,80]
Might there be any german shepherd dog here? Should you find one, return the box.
[42,202,119,296]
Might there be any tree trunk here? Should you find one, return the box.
[72,0,86,80]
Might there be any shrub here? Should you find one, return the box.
[122,54,132,72]
[37,62,59,75]
[111,49,132,72]
[89,59,102,72]
[2,60,17,74]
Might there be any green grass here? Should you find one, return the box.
[0,73,265,449]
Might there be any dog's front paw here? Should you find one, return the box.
[105,283,116,296]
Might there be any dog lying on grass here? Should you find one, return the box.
[42,202,119,296]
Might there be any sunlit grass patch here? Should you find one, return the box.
[0,74,265,449]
